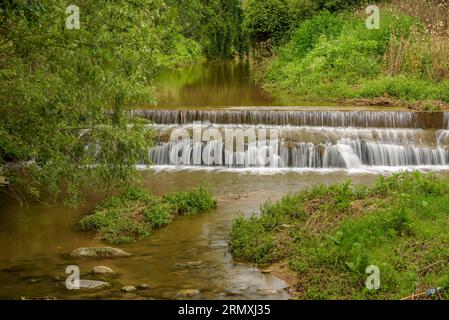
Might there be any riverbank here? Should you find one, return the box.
[254,2,449,111]
[229,172,449,299]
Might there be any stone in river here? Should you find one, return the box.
[21,296,57,300]
[78,279,109,290]
[176,289,200,297]
[138,284,151,290]
[121,285,137,293]
[71,247,131,258]
[257,289,278,296]
[261,268,274,274]
[92,266,114,274]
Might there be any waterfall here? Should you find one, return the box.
[142,110,449,171]
[133,110,436,128]
[444,112,449,129]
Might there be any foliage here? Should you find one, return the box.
[262,7,449,104]
[243,0,372,46]
[162,185,217,215]
[0,0,203,205]
[79,186,216,244]
[168,0,248,58]
[243,0,291,46]
[229,172,449,299]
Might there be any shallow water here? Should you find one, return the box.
[1,61,447,300]
[0,171,386,300]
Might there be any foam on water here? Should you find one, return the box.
[137,110,449,172]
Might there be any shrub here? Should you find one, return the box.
[79,186,216,243]
[229,216,275,265]
[162,186,217,215]
[243,0,292,46]
[263,7,448,104]
[229,172,449,299]
[282,11,346,59]
[144,203,173,229]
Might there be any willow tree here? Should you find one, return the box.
[0,0,200,205]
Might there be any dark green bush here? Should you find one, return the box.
[162,186,217,215]
[229,216,275,265]
[79,186,216,243]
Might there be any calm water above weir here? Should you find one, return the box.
[2,61,449,300]
[154,61,282,107]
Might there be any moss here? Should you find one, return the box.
[229,172,449,299]
[79,186,216,244]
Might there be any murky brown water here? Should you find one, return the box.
[153,61,278,107]
[0,171,384,300]
[1,61,446,300]
[152,61,347,108]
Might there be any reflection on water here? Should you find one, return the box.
[0,170,392,300]
[154,61,281,107]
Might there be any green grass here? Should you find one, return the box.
[262,9,449,106]
[229,172,449,299]
[79,186,216,244]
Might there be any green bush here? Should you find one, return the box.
[144,203,173,229]
[229,172,449,299]
[229,216,275,265]
[243,0,292,45]
[162,186,217,215]
[262,9,446,104]
[79,186,216,244]
[282,11,346,59]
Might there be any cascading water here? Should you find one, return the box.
[133,109,426,128]
[140,110,449,171]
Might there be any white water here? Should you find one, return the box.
[134,109,424,128]
[142,110,449,172]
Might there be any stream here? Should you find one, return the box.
[1,61,449,300]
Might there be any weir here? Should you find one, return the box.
[133,109,445,129]
[136,109,449,170]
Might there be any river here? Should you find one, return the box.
[1,61,449,300]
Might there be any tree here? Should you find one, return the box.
[243,0,291,46]
[0,0,200,205]
[169,0,248,59]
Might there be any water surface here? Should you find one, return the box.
[0,171,384,300]
[1,61,445,300]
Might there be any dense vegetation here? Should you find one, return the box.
[242,0,372,48]
[168,0,248,58]
[0,0,204,204]
[0,0,250,204]
[1,0,449,204]
[256,0,449,107]
[230,172,449,299]
[79,186,216,244]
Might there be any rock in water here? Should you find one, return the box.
[21,296,57,300]
[71,247,131,258]
[261,268,274,274]
[78,280,109,290]
[176,289,200,297]
[121,286,137,293]
[92,266,114,274]
[137,284,150,290]
[257,289,278,296]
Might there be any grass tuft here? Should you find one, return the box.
[79,186,216,244]
[229,172,449,299]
